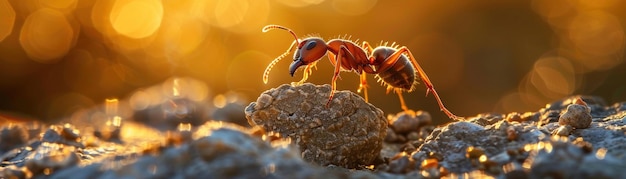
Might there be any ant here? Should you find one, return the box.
[261,25,460,120]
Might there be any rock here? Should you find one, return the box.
[25,142,80,176]
[414,116,544,173]
[404,96,626,177]
[245,83,387,168]
[559,104,592,129]
[132,98,211,131]
[211,102,250,127]
[528,137,626,178]
[388,110,431,134]
[41,124,85,148]
[50,121,345,179]
[0,124,29,154]
[552,125,573,136]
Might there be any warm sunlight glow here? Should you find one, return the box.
[331,0,377,16]
[0,0,15,42]
[596,148,607,159]
[275,0,324,7]
[213,94,227,108]
[568,11,625,71]
[39,0,77,11]
[109,0,163,39]
[19,8,74,63]
[105,98,119,116]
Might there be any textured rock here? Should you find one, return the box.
[388,110,431,134]
[49,121,349,179]
[559,104,592,129]
[399,96,626,178]
[0,124,29,154]
[528,137,626,178]
[132,98,211,131]
[245,83,387,168]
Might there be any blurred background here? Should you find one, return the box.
[0,0,625,124]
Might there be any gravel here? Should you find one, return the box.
[0,82,625,179]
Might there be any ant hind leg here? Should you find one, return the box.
[395,89,410,112]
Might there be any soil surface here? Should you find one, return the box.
[0,83,625,178]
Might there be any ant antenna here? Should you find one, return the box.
[263,40,296,84]
[262,25,301,84]
[262,25,300,44]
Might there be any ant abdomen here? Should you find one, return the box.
[372,47,416,91]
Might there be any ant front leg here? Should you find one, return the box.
[383,47,460,120]
[292,62,317,86]
[326,45,356,107]
[358,71,369,102]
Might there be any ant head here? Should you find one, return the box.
[262,25,328,78]
[291,37,327,76]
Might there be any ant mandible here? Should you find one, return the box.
[261,25,460,120]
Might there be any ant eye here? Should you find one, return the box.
[305,41,317,50]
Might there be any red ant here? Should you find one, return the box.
[262,25,460,120]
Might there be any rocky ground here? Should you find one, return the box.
[1,82,625,178]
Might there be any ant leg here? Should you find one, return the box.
[395,88,409,111]
[381,47,460,120]
[357,71,369,102]
[326,54,342,107]
[326,45,356,107]
[293,62,317,85]
[327,50,344,107]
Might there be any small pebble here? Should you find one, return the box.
[558,104,592,129]
[552,125,573,136]
[389,110,431,134]
[506,126,518,141]
[505,112,522,122]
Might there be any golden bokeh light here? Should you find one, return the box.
[530,57,576,98]
[105,98,119,116]
[129,90,151,111]
[213,0,249,28]
[159,18,208,56]
[226,51,272,92]
[38,0,77,11]
[198,0,270,33]
[568,11,625,70]
[1,0,626,123]
[0,0,15,42]
[531,0,576,28]
[577,0,620,9]
[275,0,325,8]
[331,0,377,16]
[109,0,163,39]
[213,94,226,108]
[19,8,75,63]
[596,148,608,160]
[91,0,114,35]
[159,77,210,101]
